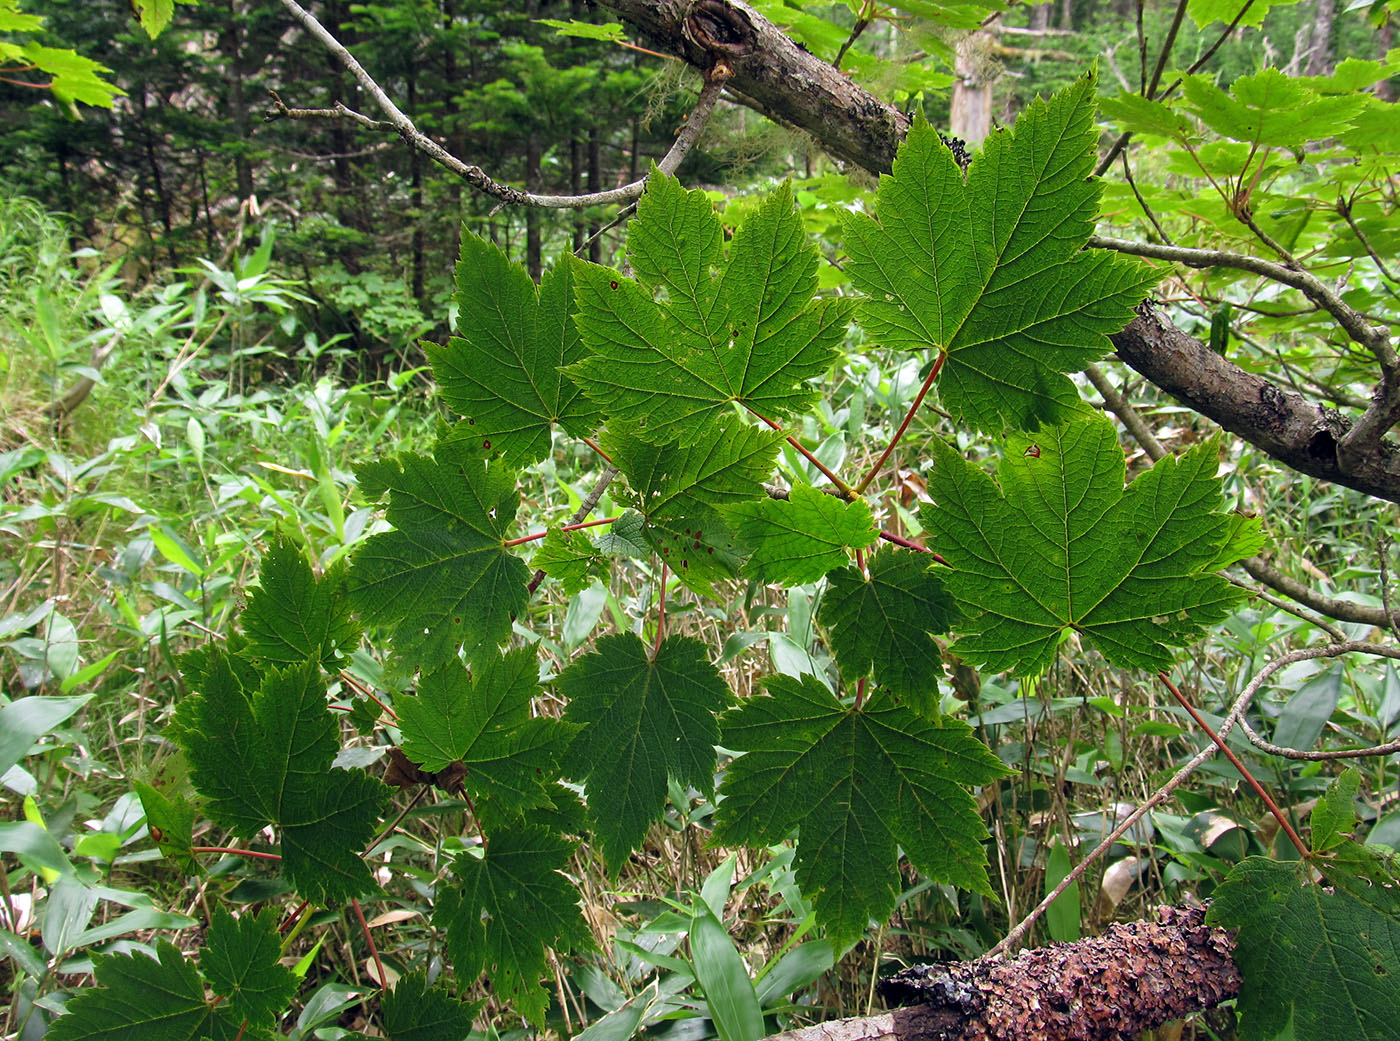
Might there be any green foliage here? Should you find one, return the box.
[818,548,958,715]
[1186,0,1302,28]
[349,445,531,670]
[531,528,609,594]
[397,648,575,817]
[920,411,1251,676]
[725,485,877,585]
[47,939,262,1041]
[428,234,599,467]
[842,73,1157,433]
[31,25,1389,1033]
[173,654,390,903]
[714,677,1009,946]
[438,825,594,1026]
[201,907,299,1029]
[240,537,360,671]
[0,0,141,110]
[603,418,784,594]
[381,970,482,1041]
[569,171,851,443]
[557,634,731,865]
[1209,771,1400,1041]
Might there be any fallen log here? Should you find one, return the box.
[767,906,1239,1041]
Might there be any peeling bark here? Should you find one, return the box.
[597,0,1400,504]
[766,906,1239,1041]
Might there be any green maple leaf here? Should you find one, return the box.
[437,825,593,1026]
[1182,68,1369,150]
[603,416,783,595]
[818,547,959,716]
[427,233,600,467]
[724,485,877,585]
[132,0,176,38]
[920,411,1250,677]
[382,970,481,1041]
[173,654,389,903]
[532,528,608,595]
[19,42,123,108]
[556,633,731,866]
[397,647,576,814]
[594,510,648,559]
[714,676,1007,946]
[202,907,298,1029]
[241,537,360,671]
[568,170,851,445]
[1209,772,1400,1041]
[349,443,530,670]
[1187,0,1300,30]
[842,73,1156,433]
[47,940,254,1041]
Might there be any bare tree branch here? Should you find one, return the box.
[1088,234,1393,363]
[1110,303,1400,504]
[272,0,726,209]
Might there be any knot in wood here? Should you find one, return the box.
[686,0,756,57]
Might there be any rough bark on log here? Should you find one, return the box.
[767,906,1239,1041]
[596,0,1400,505]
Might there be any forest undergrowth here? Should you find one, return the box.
[4,179,1399,1041]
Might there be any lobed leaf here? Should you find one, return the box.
[47,940,255,1041]
[715,676,1008,946]
[397,648,576,816]
[241,536,360,672]
[202,907,298,1029]
[818,547,958,716]
[173,654,389,903]
[428,233,600,467]
[381,969,482,1041]
[603,417,783,596]
[725,485,877,585]
[1210,775,1400,1041]
[557,633,731,866]
[532,528,609,595]
[843,73,1156,433]
[920,411,1249,677]
[569,171,851,445]
[438,825,594,1026]
[349,443,530,670]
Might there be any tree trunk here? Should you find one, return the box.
[950,26,996,145]
[525,132,542,281]
[408,72,425,305]
[1379,16,1396,101]
[570,134,585,253]
[1304,0,1337,75]
[222,0,255,201]
[587,126,603,262]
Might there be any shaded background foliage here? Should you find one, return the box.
[2,0,1400,1039]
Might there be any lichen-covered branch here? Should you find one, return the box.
[764,907,1238,1041]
